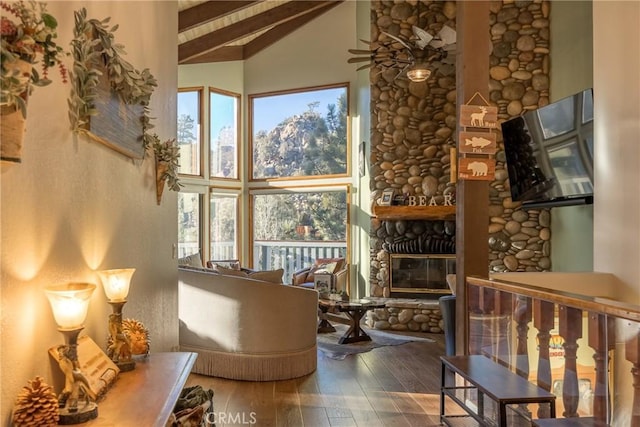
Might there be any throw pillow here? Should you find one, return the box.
[178,252,204,269]
[206,260,241,271]
[248,269,284,284]
[315,257,345,272]
[178,265,213,273]
[322,262,338,274]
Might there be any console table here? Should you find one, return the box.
[82,351,196,426]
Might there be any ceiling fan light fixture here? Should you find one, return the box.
[406,63,431,82]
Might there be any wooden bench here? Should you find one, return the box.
[441,355,557,427]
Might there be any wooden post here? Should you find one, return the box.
[455,0,491,356]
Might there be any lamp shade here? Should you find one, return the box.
[98,268,135,302]
[45,283,96,330]
[406,64,431,82]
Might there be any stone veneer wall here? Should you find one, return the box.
[369,0,552,298]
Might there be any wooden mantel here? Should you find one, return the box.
[373,205,456,221]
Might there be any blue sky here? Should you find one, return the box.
[177,87,345,137]
[252,87,345,133]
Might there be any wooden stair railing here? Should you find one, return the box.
[466,275,640,426]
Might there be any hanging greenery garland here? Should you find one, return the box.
[67,7,157,151]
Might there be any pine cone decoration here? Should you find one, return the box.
[12,376,59,427]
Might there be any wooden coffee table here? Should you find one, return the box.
[318,299,386,344]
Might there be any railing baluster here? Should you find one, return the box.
[559,305,583,418]
[588,312,615,423]
[626,325,640,427]
[533,299,554,419]
[513,295,532,378]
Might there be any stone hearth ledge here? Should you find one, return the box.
[364,297,443,333]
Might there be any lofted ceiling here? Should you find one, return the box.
[178,0,345,65]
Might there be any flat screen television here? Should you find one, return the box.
[502,88,594,208]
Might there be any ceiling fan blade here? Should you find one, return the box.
[412,25,433,49]
[356,63,374,71]
[348,49,374,55]
[443,43,457,52]
[438,25,457,45]
[348,57,374,63]
[429,39,445,49]
[381,31,414,52]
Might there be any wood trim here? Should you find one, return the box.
[179,1,338,63]
[372,205,455,221]
[243,2,343,60]
[455,0,492,356]
[179,1,261,33]
[467,276,640,323]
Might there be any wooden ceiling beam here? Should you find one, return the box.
[179,1,336,63]
[179,1,262,33]
[180,46,245,64]
[243,1,342,60]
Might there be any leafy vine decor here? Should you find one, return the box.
[68,8,157,157]
[151,134,181,205]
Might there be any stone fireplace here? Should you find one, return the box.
[373,218,456,298]
[368,1,553,303]
[389,253,455,297]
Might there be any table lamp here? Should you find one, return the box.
[44,282,98,424]
[97,268,136,371]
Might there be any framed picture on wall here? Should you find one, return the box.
[379,189,394,206]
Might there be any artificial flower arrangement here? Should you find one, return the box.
[150,134,182,204]
[151,134,181,192]
[1,0,67,117]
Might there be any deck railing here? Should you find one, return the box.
[253,240,346,283]
[466,275,640,426]
[180,240,347,283]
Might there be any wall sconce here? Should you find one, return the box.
[406,63,432,82]
[97,268,136,371]
[45,282,98,424]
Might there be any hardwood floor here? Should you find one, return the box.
[184,330,458,427]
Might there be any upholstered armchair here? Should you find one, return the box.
[291,257,348,295]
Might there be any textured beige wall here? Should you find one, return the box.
[593,2,640,303]
[549,1,594,272]
[0,1,178,422]
[593,3,640,425]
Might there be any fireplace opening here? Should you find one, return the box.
[389,254,455,298]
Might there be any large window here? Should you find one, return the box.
[177,88,203,176]
[178,83,351,280]
[210,193,238,260]
[252,188,348,283]
[178,192,201,258]
[210,89,240,179]
[250,84,349,180]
